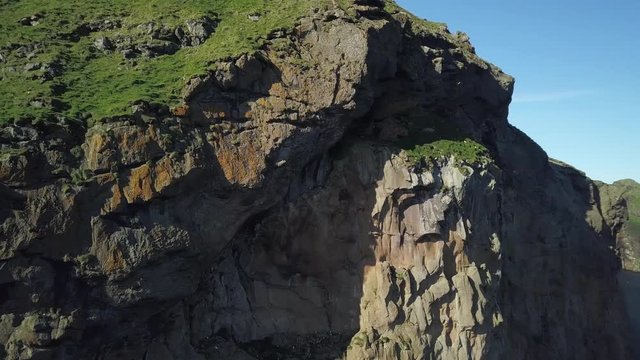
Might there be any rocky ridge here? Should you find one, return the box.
[0,1,635,359]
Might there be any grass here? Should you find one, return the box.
[386,108,491,167]
[0,0,449,126]
[629,217,640,238]
[383,1,447,33]
[350,332,368,347]
[0,0,347,124]
[406,139,490,167]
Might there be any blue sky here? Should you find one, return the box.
[396,0,640,183]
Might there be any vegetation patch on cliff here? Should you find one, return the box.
[406,139,490,167]
[385,110,491,167]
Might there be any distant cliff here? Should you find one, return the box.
[0,1,634,359]
[596,178,640,357]
[597,179,640,271]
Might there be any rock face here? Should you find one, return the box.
[596,179,640,358]
[597,179,640,271]
[0,2,635,360]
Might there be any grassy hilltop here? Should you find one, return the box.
[1,0,487,168]
[0,0,351,124]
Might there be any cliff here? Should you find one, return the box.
[596,179,640,355]
[0,1,634,359]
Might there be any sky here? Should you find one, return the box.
[396,0,640,183]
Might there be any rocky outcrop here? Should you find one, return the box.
[0,2,634,360]
[597,179,640,271]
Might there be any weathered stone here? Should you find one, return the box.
[183,16,217,46]
[94,36,114,51]
[0,5,634,360]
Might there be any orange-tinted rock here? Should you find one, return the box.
[269,82,287,98]
[171,105,190,117]
[123,163,154,204]
[215,135,265,186]
[153,157,176,193]
[101,183,125,214]
[84,130,111,171]
[102,246,126,274]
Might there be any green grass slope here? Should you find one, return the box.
[0,0,350,124]
[1,0,485,173]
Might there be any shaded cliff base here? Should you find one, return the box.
[619,271,640,359]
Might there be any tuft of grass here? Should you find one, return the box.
[382,0,448,33]
[629,218,640,237]
[70,167,94,186]
[387,107,491,168]
[406,138,490,167]
[350,332,368,347]
[0,0,341,125]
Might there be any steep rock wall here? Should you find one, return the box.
[0,3,634,360]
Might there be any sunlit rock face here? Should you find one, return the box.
[0,1,634,359]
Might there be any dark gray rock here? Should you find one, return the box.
[40,62,62,81]
[18,14,43,26]
[121,48,138,59]
[23,62,40,71]
[183,16,218,46]
[137,42,180,57]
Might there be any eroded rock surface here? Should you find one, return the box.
[0,3,634,360]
